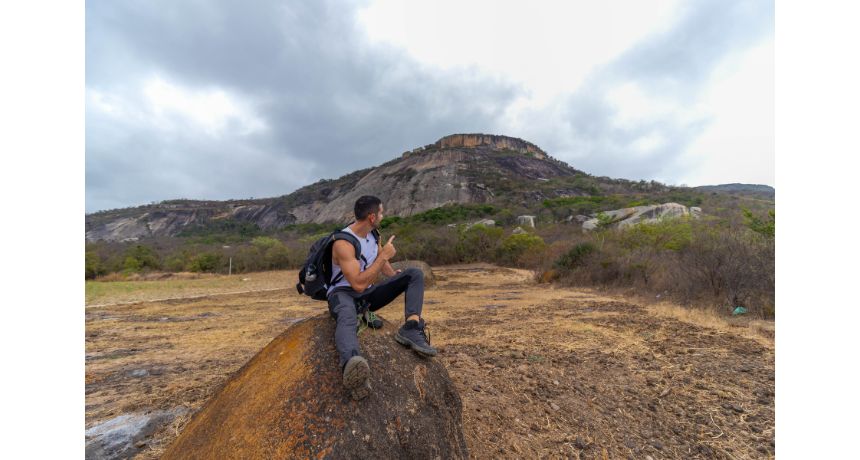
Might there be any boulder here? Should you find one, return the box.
[86,407,187,459]
[581,203,692,232]
[376,260,436,287]
[516,215,536,228]
[465,218,495,229]
[512,226,527,235]
[690,207,702,218]
[162,314,467,459]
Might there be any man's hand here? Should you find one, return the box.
[379,235,396,261]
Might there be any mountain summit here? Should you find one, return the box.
[86,134,591,241]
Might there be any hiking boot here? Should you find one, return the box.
[395,319,437,357]
[342,355,371,400]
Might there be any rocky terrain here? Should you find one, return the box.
[85,264,774,459]
[580,202,701,231]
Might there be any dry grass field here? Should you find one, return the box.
[85,264,774,459]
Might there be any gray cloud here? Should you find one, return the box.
[86,0,520,212]
[515,0,773,184]
[86,0,772,213]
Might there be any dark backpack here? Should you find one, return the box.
[295,226,380,301]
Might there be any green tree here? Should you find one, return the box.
[188,253,222,273]
[85,251,105,279]
[121,244,160,272]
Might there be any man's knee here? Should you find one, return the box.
[335,305,358,327]
[405,267,423,280]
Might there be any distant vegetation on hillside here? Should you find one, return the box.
[86,186,774,318]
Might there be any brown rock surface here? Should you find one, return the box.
[161,313,467,459]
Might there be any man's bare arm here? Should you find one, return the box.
[333,235,396,293]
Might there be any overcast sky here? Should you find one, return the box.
[86,0,773,213]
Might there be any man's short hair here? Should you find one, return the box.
[354,195,382,221]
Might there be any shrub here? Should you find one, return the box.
[673,221,774,316]
[232,246,263,273]
[264,243,293,270]
[742,208,775,238]
[456,224,504,262]
[164,255,189,272]
[85,251,106,279]
[555,242,596,271]
[121,244,160,273]
[394,226,461,265]
[618,219,693,252]
[251,236,281,250]
[188,253,222,273]
[497,233,546,266]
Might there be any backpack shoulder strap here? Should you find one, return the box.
[331,231,362,260]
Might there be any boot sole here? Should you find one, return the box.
[342,356,370,400]
[394,332,437,357]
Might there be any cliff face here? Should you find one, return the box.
[85,134,578,241]
[85,201,297,242]
[434,134,547,159]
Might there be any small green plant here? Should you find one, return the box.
[595,212,616,230]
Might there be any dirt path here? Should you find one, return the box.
[85,265,774,459]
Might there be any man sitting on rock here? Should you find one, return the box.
[327,195,436,400]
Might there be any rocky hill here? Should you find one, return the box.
[86,134,584,241]
[85,133,768,242]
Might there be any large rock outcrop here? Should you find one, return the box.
[85,134,580,241]
[581,203,696,231]
[162,314,467,459]
[433,133,547,159]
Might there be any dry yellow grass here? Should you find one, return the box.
[86,264,775,459]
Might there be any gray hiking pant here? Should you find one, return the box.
[327,267,425,369]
